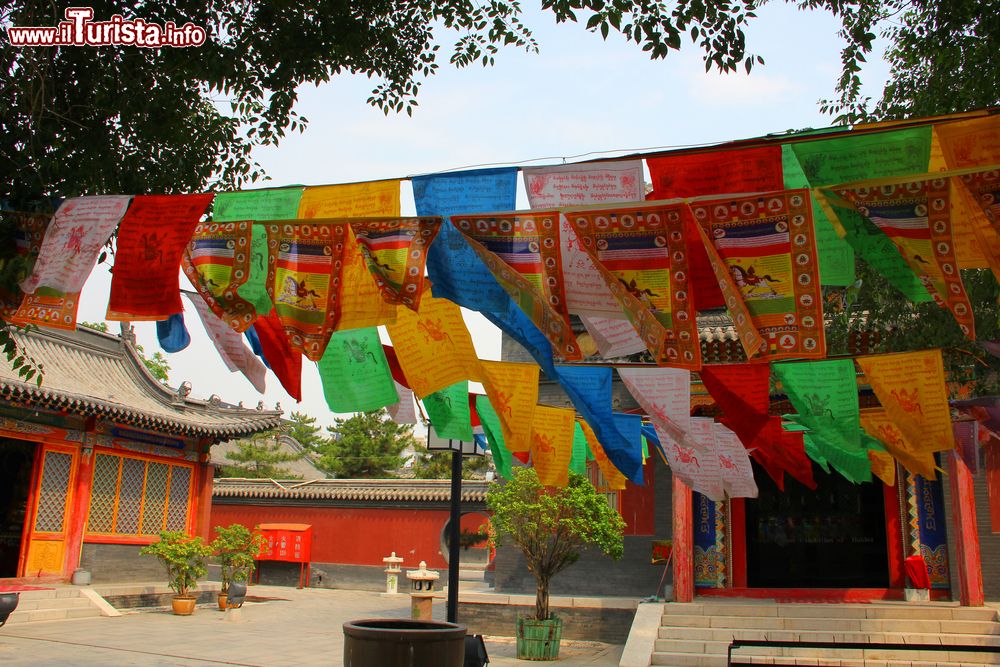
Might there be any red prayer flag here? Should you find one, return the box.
[254,310,303,402]
[647,145,784,199]
[107,194,214,320]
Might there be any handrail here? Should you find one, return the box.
[727,638,1000,666]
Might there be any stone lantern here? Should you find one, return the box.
[382,552,404,595]
[405,561,440,620]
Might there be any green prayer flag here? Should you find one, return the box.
[781,145,855,286]
[773,359,871,484]
[641,435,649,463]
[570,422,588,476]
[317,327,399,413]
[424,381,473,442]
[236,224,274,316]
[790,128,933,303]
[476,396,512,479]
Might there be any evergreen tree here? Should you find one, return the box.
[218,433,304,479]
[286,411,324,451]
[316,411,415,478]
[411,447,492,480]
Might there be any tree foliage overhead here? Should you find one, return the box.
[316,410,416,478]
[486,468,625,621]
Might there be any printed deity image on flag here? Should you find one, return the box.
[8,213,82,331]
[349,217,440,311]
[960,168,1000,235]
[265,223,349,361]
[832,178,976,339]
[452,212,581,360]
[182,220,258,332]
[566,202,702,368]
[691,189,826,359]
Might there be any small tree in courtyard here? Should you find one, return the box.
[486,468,625,622]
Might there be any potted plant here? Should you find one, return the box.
[211,524,264,610]
[486,468,625,661]
[140,530,213,615]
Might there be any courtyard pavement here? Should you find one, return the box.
[0,586,623,666]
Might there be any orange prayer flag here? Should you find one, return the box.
[298,180,401,218]
[860,407,938,480]
[480,360,539,453]
[529,405,576,487]
[578,419,626,491]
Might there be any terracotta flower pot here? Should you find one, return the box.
[172,596,197,616]
[217,592,228,611]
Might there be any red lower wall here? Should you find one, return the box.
[210,504,489,570]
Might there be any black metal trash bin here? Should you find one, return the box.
[343,618,466,667]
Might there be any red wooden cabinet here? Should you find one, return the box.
[256,523,312,587]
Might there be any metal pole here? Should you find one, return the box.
[447,443,462,623]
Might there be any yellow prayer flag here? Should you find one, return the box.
[337,227,398,330]
[386,293,481,398]
[480,360,539,453]
[860,407,938,480]
[936,116,1000,169]
[867,448,897,487]
[529,405,576,487]
[578,420,627,491]
[298,181,401,218]
[856,348,955,459]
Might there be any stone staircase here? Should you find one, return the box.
[653,600,1000,666]
[3,586,110,625]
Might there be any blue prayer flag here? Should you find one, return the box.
[156,313,190,353]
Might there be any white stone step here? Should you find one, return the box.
[3,587,106,624]
[660,614,1000,635]
[662,602,999,622]
[658,627,1000,646]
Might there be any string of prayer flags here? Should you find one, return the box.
[107,194,214,320]
[318,327,399,413]
[386,293,481,398]
[253,310,303,401]
[181,220,258,331]
[156,313,190,353]
[479,360,539,453]
[387,381,418,424]
[424,381,474,442]
[523,162,643,328]
[578,419,627,490]
[829,176,976,339]
[855,349,956,458]
[580,316,648,358]
[648,145,784,198]
[237,225,275,318]
[935,115,1000,169]
[298,180,401,218]
[683,418,725,501]
[21,196,131,295]
[184,292,266,394]
[691,190,826,360]
[773,359,872,484]
[414,168,518,312]
[265,223,348,360]
[476,396,513,479]
[741,416,817,490]
[350,217,440,310]
[569,422,588,476]
[529,405,576,487]
[791,127,933,302]
[555,365,644,484]
[453,211,582,360]
[713,423,759,499]
[567,202,702,368]
[859,407,938,479]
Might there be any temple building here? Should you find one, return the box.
[0,325,282,582]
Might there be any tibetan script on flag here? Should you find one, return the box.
[182,220,257,332]
[349,217,440,311]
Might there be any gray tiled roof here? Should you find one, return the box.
[212,435,328,480]
[213,478,490,503]
[0,325,282,440]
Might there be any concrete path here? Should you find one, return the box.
[0,586,623,666]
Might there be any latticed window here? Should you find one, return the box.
[586,460,620,514]
[34,451,73,533]
[86,452,194,538]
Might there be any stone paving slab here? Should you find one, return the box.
[0,585,623,667]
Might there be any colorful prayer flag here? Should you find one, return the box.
[569,422,588,476]
[317,327,399,413]
[350,217,439,310]
[181,220,258,331]
[453,211,582,360]
[387,381,418,424]
[253,310,302,401]
[298,181,400,218]
[184,292,266,393]
[567,202,702,368]
[530,405,576,487]
[859,407,937,479]
[578,419,627,490]
[265,222,349,361]
[691,190,826,360]
[479,360,539,453]
[337,227,399,331]
[424,381,474,442]
[21,195,131,295]
[477,396,513,479]
[386,293,481,398]
[156,313,190,353]
[713,422,758,499]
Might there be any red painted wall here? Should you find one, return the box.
[210,505,456,570]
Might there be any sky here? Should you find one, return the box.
[75,3,890,428]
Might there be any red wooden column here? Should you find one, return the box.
[948,449,984,606]
[672,475,694,602]
[193,455,215,541]
[882,474,905,589]
[63,439,95,578]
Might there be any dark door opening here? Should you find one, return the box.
[0,439,36,578]
[745,462,889,588]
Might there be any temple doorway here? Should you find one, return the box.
[0,439,35,577]
[745,463,889,588]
